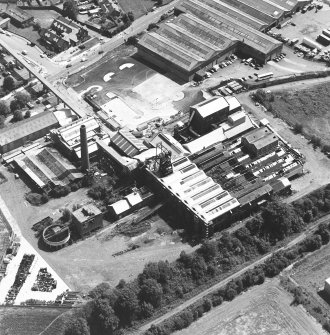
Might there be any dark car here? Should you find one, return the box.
[66,64,72,68]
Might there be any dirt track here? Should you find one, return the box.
[175,278,326,335]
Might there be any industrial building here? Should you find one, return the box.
[136,0,300,81]
[111,129,148,158]
[142,114,304,237]
[108,187,154,220]
[14,147,84,193]
[50,117,109,161]
[175,96,255,153]
[72,204,103,237]
[0,111,59,154]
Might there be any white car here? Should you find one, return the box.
[22,50,27,55]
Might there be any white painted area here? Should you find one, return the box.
[79,85,103,97]
[103,72,115,82]
[119,63,134,70]
[173,92,185,102]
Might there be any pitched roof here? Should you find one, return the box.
[111,129,147,157]
[0,112,58,147]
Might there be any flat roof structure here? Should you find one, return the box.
[72,204,102,223]
[177,0,282,55]
[242,126,271,143]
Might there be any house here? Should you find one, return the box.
[40,16,89,52]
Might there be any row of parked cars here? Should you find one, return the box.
[273,52,286,62]
[204,54,238,78]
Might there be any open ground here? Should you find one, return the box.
[66,46,203,129]
[273,4,330,52]
[175,278,326,335]
[0,166,196,292]
[268,82,330,144]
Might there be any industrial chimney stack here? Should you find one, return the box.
[80,124,90,172]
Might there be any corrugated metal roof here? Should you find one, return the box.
[111,129,147,157]
[0,111,58,147]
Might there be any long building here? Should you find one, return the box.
[137,0,310,81]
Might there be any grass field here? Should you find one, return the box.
[117,0,172,18]
[0,307,67,335]
[270,82,330,144]
[175,278,326,335]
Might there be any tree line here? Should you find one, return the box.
[62,184,330,335]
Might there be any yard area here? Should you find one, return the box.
[0,166,195,292]
[67,45,198,130]
[117,0,173,18]
[176,278,326,335]
[273,3,330,52]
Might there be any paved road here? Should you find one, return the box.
[135,213,330,334]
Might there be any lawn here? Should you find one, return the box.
[269,82,330,144]
[117,0,173,18]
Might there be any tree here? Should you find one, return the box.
[198,240,218,261]
[90,299,119,335]
[114,287,139,326]
[24,110,31,118]
[3,76,15,91]
[64,317,90,335]
[63,0,79,20]
[62,208,72,222]
[157,0,163,5]
[0,101,9,116]
[138,278,163,308]
[33,21,41,32]
[12,110,23,122]
[126,35,138,45]
[15,91,31,106]
[0,115,5,128]
[127,11,134,22]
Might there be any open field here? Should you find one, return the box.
[117,0,173,18]
[0,166,195,292]
[175,278,326,335]
[0,306,66,335]
[269,82,330,144]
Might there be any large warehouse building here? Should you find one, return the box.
[137,0,310,81]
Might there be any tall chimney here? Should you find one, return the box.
[80,124,90,172]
